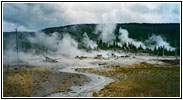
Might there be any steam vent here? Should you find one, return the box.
[2,1,181,98]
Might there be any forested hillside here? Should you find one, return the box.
[3,23,180,56]
[42,23,180,46]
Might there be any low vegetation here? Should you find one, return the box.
[3,65,89,97]
[75,61,180,97]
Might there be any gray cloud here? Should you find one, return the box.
[3,3,70,31]
[3,2,180,32]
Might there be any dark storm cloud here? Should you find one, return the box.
[3,2,180,32]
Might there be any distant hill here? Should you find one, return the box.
[42,23,180,46]
[3,23,180,55]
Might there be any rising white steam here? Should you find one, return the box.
[95,24,174,50]
[28,32,60,51]
[57,34,83,57]
[83,32,97,49]
[95,24,116,43]
[119,28,146,48]
[145,35,175,51]
[3,25,176,64]
[27,32,85,57]
[118,27,175,50]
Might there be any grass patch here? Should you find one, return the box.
[3,65,89,97]
[75,62,180,97]
[3,66,52,97]
[3,66,69,97]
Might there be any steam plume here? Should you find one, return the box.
[95,24,116,43]
[83,32,97,49]
[119,28,146,48]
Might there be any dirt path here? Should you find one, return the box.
[46,66,114,97]
[46,56,169,97]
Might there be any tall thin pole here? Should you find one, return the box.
[163,45,165,57]
[16,28,19,56]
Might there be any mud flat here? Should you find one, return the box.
[3,65,90,97]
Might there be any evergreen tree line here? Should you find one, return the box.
[82,39,180,56]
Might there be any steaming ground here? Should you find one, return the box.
[3,48,179,97]
[3,24,179,97]
[45,55,163,97]
[3,33,178,97]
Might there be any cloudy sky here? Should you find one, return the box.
[3,2,180,32]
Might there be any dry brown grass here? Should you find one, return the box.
[76,62,180,97]
[4,68,33,97]
[3,66,57,97]
[3,67,49,97]
[3,65,89,97]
